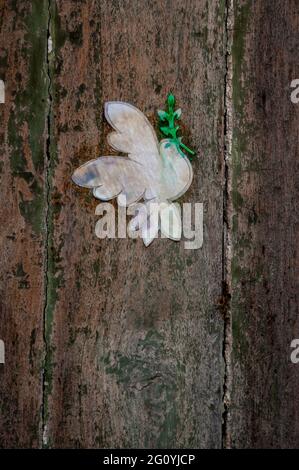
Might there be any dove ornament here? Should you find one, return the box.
[72,94,195,246]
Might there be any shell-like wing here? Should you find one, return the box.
[72,102,164,205]
[105,102,162,174]
[72,156,147,206]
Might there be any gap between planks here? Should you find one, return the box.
[41,0,53,449]
[222,0,234,450]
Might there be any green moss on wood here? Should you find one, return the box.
[101,329,182,447]
[19,187,44,236]
[8,0,49,235]
[232,1,251,115]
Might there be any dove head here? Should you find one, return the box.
[157,139,193,201]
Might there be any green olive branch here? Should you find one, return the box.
[157,93,195,160]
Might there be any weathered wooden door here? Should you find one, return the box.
[0,0,298,449]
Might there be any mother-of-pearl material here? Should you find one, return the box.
[72,102,193,245]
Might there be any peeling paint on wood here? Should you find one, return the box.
[0,0,49,448]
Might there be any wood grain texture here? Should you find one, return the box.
[3,0,298,450]
[44,0,226,448]
[0,0,49,447]
[229,0,299,448]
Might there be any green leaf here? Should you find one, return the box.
[174,108,182,119]
[160,126,171,136]
[167,93,175,108]
[157,110,168,120]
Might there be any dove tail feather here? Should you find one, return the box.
[128,200,182,246]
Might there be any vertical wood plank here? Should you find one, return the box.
[0,1,49,447]
[45,0,226,448]
[229,0,299,448]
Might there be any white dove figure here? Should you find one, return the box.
[72,101,193,246]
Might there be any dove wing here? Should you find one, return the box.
[72,156,147,206]
[72,102,165,205]
[105,101,161,169]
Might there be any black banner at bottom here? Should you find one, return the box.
[0,448,294,467]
